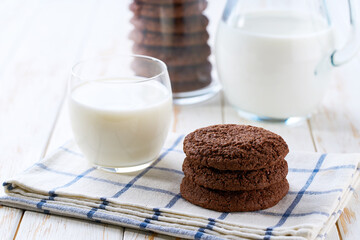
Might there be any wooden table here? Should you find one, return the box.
[1,0,359,239]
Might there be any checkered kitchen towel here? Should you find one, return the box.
[1,134,360,240]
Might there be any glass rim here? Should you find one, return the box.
[71,54,168,83]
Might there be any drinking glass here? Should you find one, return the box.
[69,55,173,173]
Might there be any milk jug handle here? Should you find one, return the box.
[331,0,360,66]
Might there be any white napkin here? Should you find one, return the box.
[1,134,359,240]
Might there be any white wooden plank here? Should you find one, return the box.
[0,0,42,69]
[326,224,340,240]
[47,0,134,153]
[310,59,360,153]
[0,0,89,238]
[15,211,123,240]
[0,0,126,239]
[123,228,178,240]
[0,0,42,237]
[337,188,360,239]
[310,53,360,240]
[0,206,23,240]
[0,0,99,180]
[45,101,71,153]
[15,0,132,239]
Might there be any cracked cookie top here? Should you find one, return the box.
[183,124,289,170]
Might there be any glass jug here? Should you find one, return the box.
[215,0,359,123]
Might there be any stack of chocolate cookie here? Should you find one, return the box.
[180,124,289,212]
[129,0,212,93]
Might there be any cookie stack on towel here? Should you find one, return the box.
[181,124,290,212]
[129,0,212,92]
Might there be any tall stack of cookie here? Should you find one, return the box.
[180,124,290,212]
[129,0,212,93]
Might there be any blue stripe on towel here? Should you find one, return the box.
[190,211,228,238]
[332,210,342,216]
[218,212,229,220]
[139,208,162,229]
[13,138,355,238]
[194,211,228,238]
[287,188,342,195]
[140,193,182,229]
[194,218,216,239]
[34,167,95,214]
[53,167,96,190]
[49,167,96,198]
[151,167,184,175]
[3,182,14,191]
[152,208,161,221]
[259,210,329,217]
[36,163,77,177]
[87,207,98,219]
[60,146,84,157]
[317,233,327,239]
[86,135,184,220]
[35,163,179,196]
[289,164,355,173]
[48,190,57,200]
[99,197,109,209]
[1,194,329,240]
[264,154,327,239]
[36,199,47,210]
[35,161,345,201]
[32,154,352,207]
[112,135,184,198]
[165,193,182,208]
[87,198,109,219]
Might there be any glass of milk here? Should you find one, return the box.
[69,55,173,173]
[216,0,360,123]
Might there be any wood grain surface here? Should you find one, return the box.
[0,0,359,239]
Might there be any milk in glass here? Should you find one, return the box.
[69,79,172,168]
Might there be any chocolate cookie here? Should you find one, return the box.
[134,0,197,4]
[180,177,289,212]
[183,157,288,191]
[171,79,211,92]
[130,30,209,47]
[183,124,289,171]
[132,44,211,67]
[130,15,209,34]
[168,61,211,82]
[130,0,207,18]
